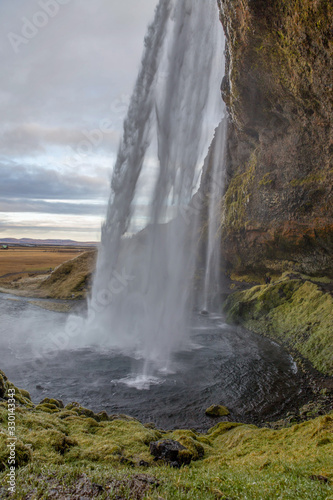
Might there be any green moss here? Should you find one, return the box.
[289,170,333,187]
[170,431,206,460]
[40,398,63,408]
[35,403,61,414]
[223,150,257,231]
[18,389,31,401]
[1,406,332,499]
[224,276,333,375]
[0,439,32,471]
[259,173,274,187]
[205,405,230,417]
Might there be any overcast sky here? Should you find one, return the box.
[0,0,158,241]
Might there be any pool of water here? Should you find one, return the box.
[0,292,305,431]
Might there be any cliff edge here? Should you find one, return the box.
[218,0,333,278]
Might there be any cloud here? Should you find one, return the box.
[0,123,120,156]
[0,198,106,216]
[0,0,158,238]
[0,161,110,200]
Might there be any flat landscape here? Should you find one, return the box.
[0,246,97,299]
[0,246,86,278]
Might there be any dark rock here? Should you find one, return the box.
[139,460,150,467]
[215,0,333,278]
[149,439,192,467]
[309,475,330,484]
[0,374,6,399]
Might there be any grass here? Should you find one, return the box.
[0,398,332,499]
[37,250,97,299]
[0,247,85,277]
[0,249,97,300]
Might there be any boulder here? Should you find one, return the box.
[149,439,192,467]
[205,405,230,417]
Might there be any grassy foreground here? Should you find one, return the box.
[0,372,332,499]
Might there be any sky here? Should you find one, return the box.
[0,0,158,241]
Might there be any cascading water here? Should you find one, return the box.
[202,120,227,312]
[71,0,225,383]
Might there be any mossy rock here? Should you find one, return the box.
[66,404,98,420]
[96,411,109,422]
[109,414,138,422]
[57,410,79,420]
[223,276,333,375]
[40,398,64,409]
[205,405,230,417]
[173,435,205,460]
[19,389,32,401]
[35,403,61,413]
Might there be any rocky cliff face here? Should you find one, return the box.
[217,0,333,278]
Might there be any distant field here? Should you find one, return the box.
[0,246,88,278]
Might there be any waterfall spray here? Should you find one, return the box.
[73,0,225,383]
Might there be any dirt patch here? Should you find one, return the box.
[6,473,160,500]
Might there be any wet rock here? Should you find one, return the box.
[149,439,192,467]
[205,405,230,417]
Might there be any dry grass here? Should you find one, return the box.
[38,250,97,299]
[0,247,97,300]
[0,247,86,278]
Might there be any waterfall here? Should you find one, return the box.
[202,120,227,312]
[72,0,225,382]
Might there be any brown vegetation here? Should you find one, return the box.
[0,247,97,300]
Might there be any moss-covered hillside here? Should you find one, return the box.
[0,369,332,499]
[223,273,333,376]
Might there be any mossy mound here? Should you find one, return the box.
[205,405,230,417]
[224,274,333,376]
[0,371,33,407]
[37,250,96,299]
[0,439,32,472]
